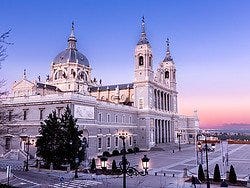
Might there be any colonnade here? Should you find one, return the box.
[154,89,171,111]
[154,119,173,144]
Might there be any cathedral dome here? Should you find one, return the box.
[52,22,90,67]
[53,48,89,66]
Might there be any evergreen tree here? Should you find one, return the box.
[36,111,62,168]
[112,160,117,171]
[90,158,96,170]
[60,105,82,169]
[36,105,82,169]
[229,165,237,184]
[213,164,221,182]
[198,164,205,182]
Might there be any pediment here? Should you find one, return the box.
[12,79,35,91]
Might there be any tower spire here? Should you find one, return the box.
[137,16,150,45]
[163,38,173,62]
[68,21,77,49]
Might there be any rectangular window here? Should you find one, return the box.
[115,115,118,123]
[39,108,44,120]
[8,111,13,121]
[23,109,28,120]
[107,114,110,123]
[98,113,102,122]
[98,137,102,149]
[129,116,132,124]
[129,136,132,146]
[107,137,111,148]
[5,137,11,150]
[115,137,119,147]
[122,115,124,123]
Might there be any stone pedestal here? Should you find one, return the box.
[183,168,188,178]
[247,176,250,188]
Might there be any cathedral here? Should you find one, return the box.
[0,19,199,160]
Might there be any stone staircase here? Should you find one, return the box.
[3,149,27,160]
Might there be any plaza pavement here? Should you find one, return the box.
[0,143,249,187]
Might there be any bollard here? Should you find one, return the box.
[183,168,188,178]
[38,162,41,172]
[173,174,175,177]
[164,173,166,176]
[155,172,157,176]
[50,163,53,172]
[67,165,71,173]
[173,150,175,153]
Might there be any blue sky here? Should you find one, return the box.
[1,0,250,127]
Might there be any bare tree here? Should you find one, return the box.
[0,30,17,152]
[0,29,12,96]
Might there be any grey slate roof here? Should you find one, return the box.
[36,83,61,91]
[90,83,134,92]
[53,48,89,67]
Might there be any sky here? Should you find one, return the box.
[1,0,250,128]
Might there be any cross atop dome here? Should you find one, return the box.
[68,21,77,49]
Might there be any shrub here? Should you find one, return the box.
[120,148,126,154]
[213,164,221,182]
[127,148,134,153]
[134,147,140,153]
[198,164,205,182]
[90,158,96,170]
[112,149,119,156]
[103,151,111,157]
[112,160,117,171]
[229,165,237,184]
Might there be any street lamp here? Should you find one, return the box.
[20,135,30,171]
[177,133,182,151]
[74,157,79,178]
[100,131,150,188]
[197,134,210,188]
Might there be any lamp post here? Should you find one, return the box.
[204,136,210,188]
[100,131,150,188]
[197,134,210,188]
[74,157,79,178]
[177,133,182,151]
[20,135,30,172]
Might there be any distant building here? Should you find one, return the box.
[0,19,199,160]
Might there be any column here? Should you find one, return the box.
[168,120,171,142]
[158,119,161,143]
[155,119,158,144]
[167,93,170,111]
[164,93,166,111]
[162,120,164,143]
[154,89,157,109]
[165,120,168,143]
[157,91,160,110]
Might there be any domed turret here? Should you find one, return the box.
[52,22,90,67]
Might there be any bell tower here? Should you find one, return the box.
[134,17,154,82]
[162,38,177,91]
[134,17,154,110]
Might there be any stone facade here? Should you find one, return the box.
[0,20,199,160]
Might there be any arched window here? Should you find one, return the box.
[165,71,169,79]
[149,56,152,66]
[54,72,58,80]
[139,56,144,66]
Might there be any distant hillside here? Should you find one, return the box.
[202,123,250,130]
